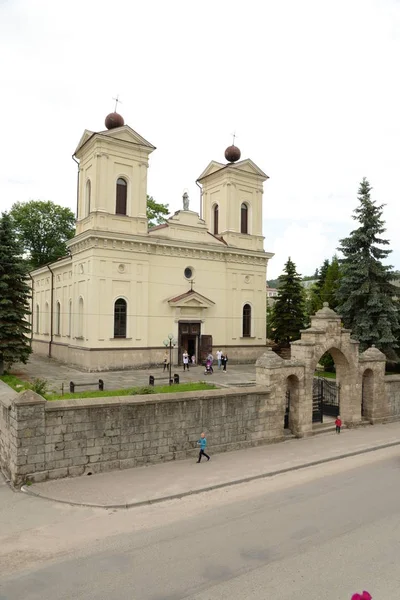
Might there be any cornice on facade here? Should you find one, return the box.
[67,230,273,265]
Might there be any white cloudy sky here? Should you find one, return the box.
[1,0,399,278]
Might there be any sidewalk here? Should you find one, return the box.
[22,422,400,509]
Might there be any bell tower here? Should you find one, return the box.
[196,143,268,251]
[73,111,155,236]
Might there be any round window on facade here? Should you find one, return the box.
[184,267,194,280]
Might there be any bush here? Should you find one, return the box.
[30,378,48,396]
[319,352,335,372]
[128,386,155,395]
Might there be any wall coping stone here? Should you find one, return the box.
[44,385,267,412]
[13,390,46,406]
[0,379,18,402]
[385,375,400,382]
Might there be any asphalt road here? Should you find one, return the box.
[1,447,400,599]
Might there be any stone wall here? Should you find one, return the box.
[0,381,18,481]
[0,385,284,486]
[384,376,400,421]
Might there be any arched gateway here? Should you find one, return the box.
[256,303,388,437]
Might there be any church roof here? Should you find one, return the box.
[148,223,169,232]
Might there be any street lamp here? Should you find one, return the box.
[163,333,177,385]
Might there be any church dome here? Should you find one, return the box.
[105,112,125,130]
[225,144,241,163]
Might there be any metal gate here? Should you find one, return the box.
[312,377,340,423]
[284,390,290,429]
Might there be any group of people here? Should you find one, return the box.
[163,349,228,374]
[205,350,228,375]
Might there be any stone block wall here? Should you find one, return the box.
[0,381,18,481]
[384,376,400,421]
[0,385,284,486]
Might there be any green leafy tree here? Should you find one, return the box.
[147,196,169,228]
[270,257,305,345]
[337,178,400,355]
[10,200,76,269]
[0,213,32,374]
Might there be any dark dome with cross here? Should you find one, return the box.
[225,144,241,163]
[105,112,125,130]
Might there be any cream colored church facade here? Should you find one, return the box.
[30,112,273,370]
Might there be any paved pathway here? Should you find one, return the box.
[11,354,256,395]
[23,421,400,508]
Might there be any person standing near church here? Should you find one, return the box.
[163,351,169,372]
[221,352,228,372]
[216,349,222,369]
[183,350,189,371]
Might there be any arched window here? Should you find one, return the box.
[241,203,248,234]
[213,204,219,235]
[86,179,91,216]
[77,297,84,338]
[68,299,72,337]
[35,304,40,333]
[114,298,127,338]
[55,301,61,335]
[116,178,127,215]
[242,303,251,337]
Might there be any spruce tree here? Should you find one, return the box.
[320,255,341,310]
[0,212,32,374]
[337,178,400,355]
[308,258,330,315]
[271,257,305,345]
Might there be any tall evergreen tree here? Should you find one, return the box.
[337,178,400,355]
[270,257,305,345]
[0,212,32,375]
[308,258,330,315]
[320,255,341,310]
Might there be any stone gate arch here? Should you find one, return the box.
[257,303,388,437]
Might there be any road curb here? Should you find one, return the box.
[20,439,400,510]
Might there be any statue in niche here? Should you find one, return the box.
[182,191,189,211]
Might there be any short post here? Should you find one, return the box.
[149,375,155,386]
[99,379,104,391]
[61,383,64,396]
[69,381,75,393]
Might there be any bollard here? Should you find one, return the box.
[149,375,155,386]
[69,381,75,393]
[99,379,104,391]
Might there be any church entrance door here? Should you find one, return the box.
[178,322,201,365]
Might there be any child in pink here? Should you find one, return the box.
[351,592,372,600]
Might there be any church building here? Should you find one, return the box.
[30,111,273,370]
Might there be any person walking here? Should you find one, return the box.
[163,351,169,372]
[335,415,342,434]
[182,350,189,371]
[221,352,228,372]
[196,432,210,462]
[216,349,222,369]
